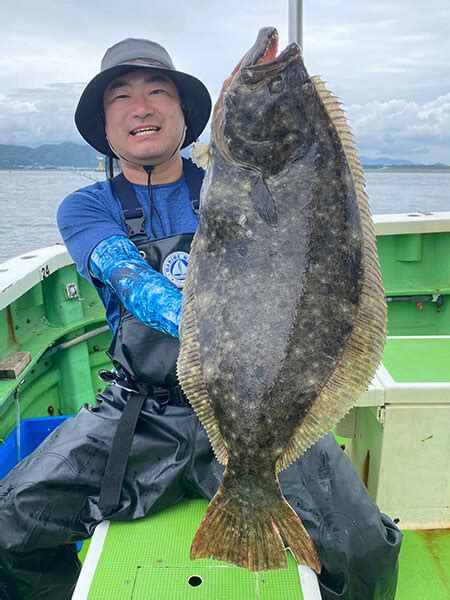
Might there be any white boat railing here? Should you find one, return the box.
[373,210,450,235]
[0,244,73,310]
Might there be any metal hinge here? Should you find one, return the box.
[377,406,386,426]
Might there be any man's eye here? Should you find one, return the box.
[150,88,167,95]
[113,94,130,101]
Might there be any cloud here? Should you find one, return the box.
[303,2,450,106]
[347,94,450,163]
[0,94,37,116]
[0,0,449,162]
[0,84,84,146]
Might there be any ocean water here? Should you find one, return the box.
[0,169,450,264]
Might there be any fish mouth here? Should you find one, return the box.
[212,27,302,165]
[242,27,280,69]
[224,27,300,91]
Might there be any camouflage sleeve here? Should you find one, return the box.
[90,235,182,339]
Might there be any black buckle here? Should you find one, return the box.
[123,208,146,237]
[152,387,171,414]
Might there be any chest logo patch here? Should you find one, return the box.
[162,251,189,288]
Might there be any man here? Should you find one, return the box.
[0,38,402,599]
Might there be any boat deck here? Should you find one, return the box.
[383,335,450,382]
[73,499,450,599]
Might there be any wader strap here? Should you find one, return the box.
[181,157,204,214]
[98,391,147,515]
[110,173,149,245]
[110,159,204,241]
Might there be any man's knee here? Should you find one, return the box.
[279,435,402,599]
[316,511,401,600]
[319,509,402,566]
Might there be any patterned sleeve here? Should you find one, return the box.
[90,235,182,339]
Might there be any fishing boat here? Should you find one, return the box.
[1,214,448,600]
[1,2,449,598]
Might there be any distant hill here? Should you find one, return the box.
[0,143,98,169]
[0,143,447,170]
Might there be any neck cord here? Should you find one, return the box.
[143,165,162,238]
[107,124,188,239]
[141,127,186,239]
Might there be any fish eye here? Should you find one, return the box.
[269,76,284,95]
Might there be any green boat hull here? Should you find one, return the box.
[1,213,449,598]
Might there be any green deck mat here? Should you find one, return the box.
[383,337,450,382]
[396,530,450,600]
[87,499,304,599]
[85,498,450,599]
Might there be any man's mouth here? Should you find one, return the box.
[131,126,161,137]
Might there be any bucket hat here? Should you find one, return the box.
[75,38,211,156]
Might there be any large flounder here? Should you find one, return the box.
[177,27,386,572]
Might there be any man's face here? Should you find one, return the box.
[103,68,186,166]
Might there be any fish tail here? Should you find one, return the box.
[271,497,321,573]
[191,486,321,573]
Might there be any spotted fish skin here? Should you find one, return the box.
[177,27,386,573]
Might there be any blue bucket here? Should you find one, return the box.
[0,415,83,551]
[0,415,72,479]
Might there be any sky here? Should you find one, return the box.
[1,0,449,164]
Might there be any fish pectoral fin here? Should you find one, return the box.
[190,141,211,169]
[250,175,278,226]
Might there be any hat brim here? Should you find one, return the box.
[75,64,211,157]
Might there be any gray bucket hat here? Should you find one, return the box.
[75,38,212,157]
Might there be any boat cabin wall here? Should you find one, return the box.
[377,231,450,335]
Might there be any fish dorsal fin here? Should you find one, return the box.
[177,259,229,465]
[276,76,386,472]
[250,174,278,226]
[310,75,366,190]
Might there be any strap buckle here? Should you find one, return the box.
[123,208,146,237]
[152,387,171,414]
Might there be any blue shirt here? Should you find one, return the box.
[57,175,199,332]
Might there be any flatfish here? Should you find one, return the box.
[177,27,386,572]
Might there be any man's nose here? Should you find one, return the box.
[132,92,155,118]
